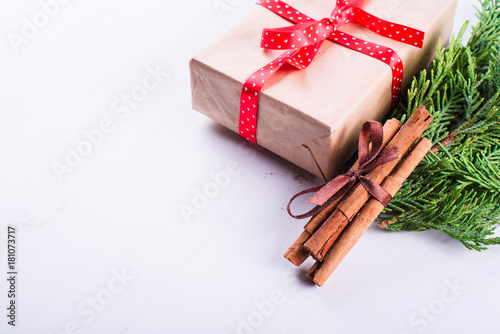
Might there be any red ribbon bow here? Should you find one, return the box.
[239,0,425,143]
[287,120,399,219]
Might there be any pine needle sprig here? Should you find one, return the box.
[381,0,500,251]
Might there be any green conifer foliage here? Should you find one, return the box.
[381,0,500,251]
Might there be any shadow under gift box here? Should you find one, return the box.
[190,0,458,181]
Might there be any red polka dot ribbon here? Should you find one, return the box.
[239,0,425,143]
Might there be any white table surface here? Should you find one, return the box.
[1,0,498,333]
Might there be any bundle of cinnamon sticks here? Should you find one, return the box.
[285,106,433,286]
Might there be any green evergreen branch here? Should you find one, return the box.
[381,0,500,251]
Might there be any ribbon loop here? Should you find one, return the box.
[287,120,399,218]
[262,21,333,50]
[358,121,384,166]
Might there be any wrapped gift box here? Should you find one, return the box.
[190,0,458,180]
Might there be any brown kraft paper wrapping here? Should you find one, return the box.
[190,0,458,180]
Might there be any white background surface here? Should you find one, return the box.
[1,0,498,333]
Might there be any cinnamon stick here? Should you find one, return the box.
[308,137,433,286]
[304,106,432,261]
[284,196,345,266]
[379,131,456,227]
[284,230,314,266]
[284,119,402,266]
